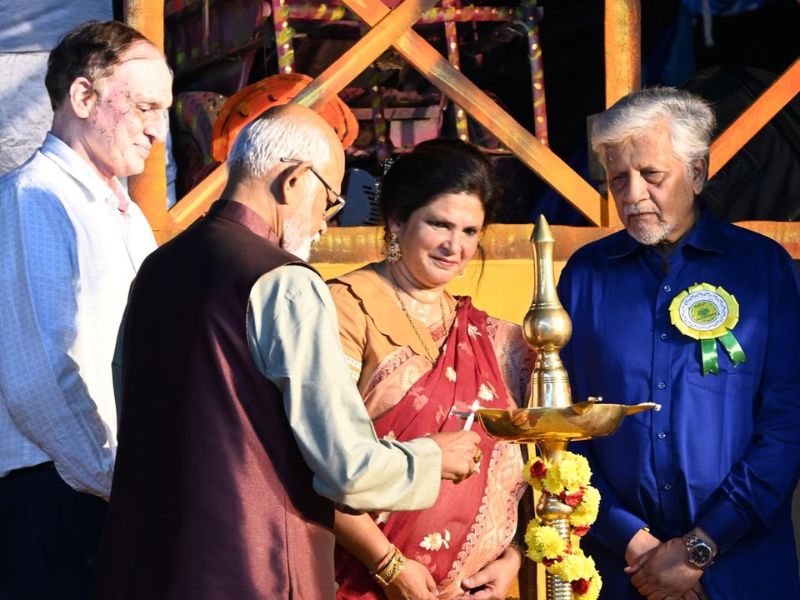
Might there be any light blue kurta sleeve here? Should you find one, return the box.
[246,264,442,512]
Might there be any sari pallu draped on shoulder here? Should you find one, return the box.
[335,298,526,599]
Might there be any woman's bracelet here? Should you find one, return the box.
[369,543,395,574]
[507,540,526,561]
[370,544,407,586]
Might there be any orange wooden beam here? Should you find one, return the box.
[163,0,797,238]
[338,0,604,225]
[172,0,440,230]
[171,0,605,228]
[605,0,641,108]
[295,0,441,110]
[709,57,800,179]
[124,0,174,242]
[602,0,641,227]
[169,162,226,229]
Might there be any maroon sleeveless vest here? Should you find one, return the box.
[96,200,335,599]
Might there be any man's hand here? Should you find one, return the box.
[454,545,523,599]
[629,537,703,599]
[680,583,707,600]
[624,528,662,573]
[429,431,481,482]
[382,558,438,600]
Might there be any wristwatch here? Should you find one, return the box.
[682,531,714,569]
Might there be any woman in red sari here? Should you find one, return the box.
[329,139,531,600]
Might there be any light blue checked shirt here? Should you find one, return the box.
[0,133,156,498]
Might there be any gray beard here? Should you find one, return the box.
[284,237,312,261]
[627,220,677,246]
[282,211,314,261]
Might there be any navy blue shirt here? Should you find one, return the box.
[557,212,800,598]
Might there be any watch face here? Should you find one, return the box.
[689,542,713,567]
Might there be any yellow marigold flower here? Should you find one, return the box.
[536,526,566,557]
[542,463,564,494]
[549,553,581,582]
[571,485,601,526]
[556,460,580,490]
[557,452,592,490]
[524,522,545,561]
[550,553,595,582]
[524,521,565,561]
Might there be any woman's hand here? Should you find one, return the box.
[381,558,438,600]
[453,545,522,599]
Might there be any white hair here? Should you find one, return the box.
[592,87,716,179]
[227,105,333,178]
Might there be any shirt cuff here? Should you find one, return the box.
[696,497,750,555]
[593,504,648,557]
[396,436,441,509]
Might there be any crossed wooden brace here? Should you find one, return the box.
[171,0,799,230]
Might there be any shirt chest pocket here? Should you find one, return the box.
[685,350,755,402]
[683,310,761,396]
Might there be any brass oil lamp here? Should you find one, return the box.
[477,216,659,599]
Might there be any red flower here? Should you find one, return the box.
[559,487,585,507]
[572,525,591,537]
[572,579,591,594]
[530,460,547,479]
[541,556,563,567]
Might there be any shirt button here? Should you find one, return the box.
[657,432,667,439]
[657,382,666,390]
[660,333,668,340]
[663,483,672,491]
[663,285,672,293]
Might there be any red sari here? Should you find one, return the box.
[334,297,526,599]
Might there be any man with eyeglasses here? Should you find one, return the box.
[0,21,170,598]
[96,104,481,599]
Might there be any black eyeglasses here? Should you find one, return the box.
[280,157,346,221]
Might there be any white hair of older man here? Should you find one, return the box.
[227,106,334,179]
[592,87,716,185]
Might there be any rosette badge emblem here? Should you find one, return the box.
[669,283,748,375]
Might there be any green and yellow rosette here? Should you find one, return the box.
[669,283,747,375]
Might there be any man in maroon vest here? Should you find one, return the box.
[95,104,481,599]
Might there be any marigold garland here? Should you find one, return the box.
[523,451,602,598]
[523,520,566,564]
[570,485,600,527]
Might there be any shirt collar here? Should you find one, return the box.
[332,264,455,360]
[207,199,280,244]
[606,209,724,260]
[40,132,132,213]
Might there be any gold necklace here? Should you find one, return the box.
[389,273,448,362]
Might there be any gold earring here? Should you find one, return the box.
[384,232,402,263]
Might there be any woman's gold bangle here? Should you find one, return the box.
[369,543,395,574]
[371,545,407,586]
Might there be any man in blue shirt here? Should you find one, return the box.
[558,87,800,599]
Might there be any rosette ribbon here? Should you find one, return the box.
[669,283,747,375]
